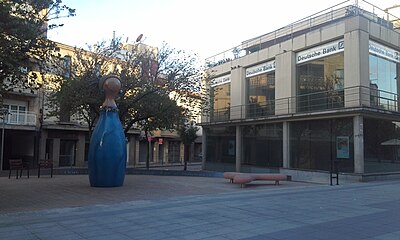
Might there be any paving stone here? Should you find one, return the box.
[1,175,400,240]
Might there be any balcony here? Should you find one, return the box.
[206,86,399,124]
[4,111,37,126]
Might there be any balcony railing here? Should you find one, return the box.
[4,111,37,126]
[205,0,399,68]
[207,86,399,123]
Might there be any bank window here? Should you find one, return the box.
[211,83,230,121]
[369,54,399,111]
[247,72,275,118]
[296,52,344,112]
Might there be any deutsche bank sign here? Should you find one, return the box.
[246,60,276,78]
[296,40,344,64]
[369,41,400,63]
[211,74,231,87]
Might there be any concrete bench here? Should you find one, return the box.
[223,172,241,183]
[224,172,288,187]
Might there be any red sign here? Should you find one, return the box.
[158,138,163,145]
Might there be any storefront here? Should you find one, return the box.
[202,2,400,181]
[210,75,231,122]
[296,40,345,112]
[246,60,276,117]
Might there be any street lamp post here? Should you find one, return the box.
[0,108,9,171]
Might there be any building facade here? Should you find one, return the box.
[201,1,400,180]
[1,42,202,171]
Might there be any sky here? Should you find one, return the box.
[47,0,400,61]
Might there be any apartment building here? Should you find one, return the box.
[201,1,400,181]
[1,42,201,171]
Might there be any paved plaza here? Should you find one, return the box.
[0,173,399,240]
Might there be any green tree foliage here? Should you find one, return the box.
[0,0,75,93]
[178,121,199,170]
[47,41,119,133]
[178,121,199,145]
[48,37,205,136]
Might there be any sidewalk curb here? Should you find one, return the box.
[3,167,223,178]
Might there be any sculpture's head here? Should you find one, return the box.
[99,75,121,100]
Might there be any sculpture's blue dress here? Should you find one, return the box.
[88,107,126,187]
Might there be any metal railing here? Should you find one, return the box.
[205,0,400,68]
[207,86,399,123]
[6,110,37,126]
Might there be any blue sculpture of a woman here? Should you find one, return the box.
[88,75,126,187]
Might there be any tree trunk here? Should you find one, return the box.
[145,129,150,170]
[184,144,189,171]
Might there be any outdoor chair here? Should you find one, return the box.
[38,159,53,178]
[8,159,30,179]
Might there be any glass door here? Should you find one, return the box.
[59,140,76,167]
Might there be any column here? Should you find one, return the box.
[75,133,85,167]
[154,141,159,164]
[39,130,48,160]
[282,122,290,168]
[353,115,364,173]
[52,138,60,167]
[128,135,136,166]
[230,66,246,120]
[235,125,242,172]
[201,129,206,170]
[275,51,296,114]
[344,28,370,107]
[135,139,140,166]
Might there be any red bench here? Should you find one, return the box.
[224,172,288,188]
[223,172,241,183]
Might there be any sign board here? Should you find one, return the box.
[245,60,275,78]
[369,41,400,63]
[211,74,231,87]
[336,136,350,159]
[296,39,344,64]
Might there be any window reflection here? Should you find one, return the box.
[364,118,400,173]
[297,53,344,112]
[243,124,282,168]
[247,72,275,118]
[369,54,399,111]
[290,118,354,173]
[211,83,230,121]
[205,127,236,170]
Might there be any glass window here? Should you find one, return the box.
[210,83,230,121]
[4,104,27,124]
[297,52,344,112]
[59,140,76,167]
[63,55,71,78]
[290,118,354,173]
[2,104,10,123]
[369,54,399,111]
[168,141,181,163]
[364,118,400,173]
[243,123,282,168]
[205,126,236,169]
[247,72,275,118]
